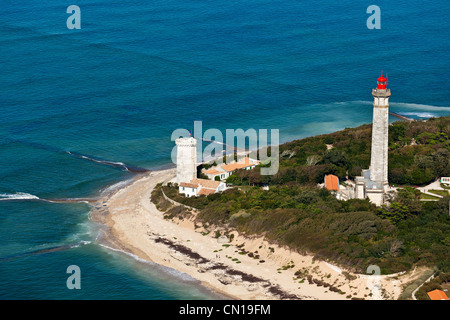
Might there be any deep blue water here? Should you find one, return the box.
[0,1,449,299]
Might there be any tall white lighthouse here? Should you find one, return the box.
[369,73,390,185]
[354,74,391,206]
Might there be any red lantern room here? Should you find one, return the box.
[377,73,388,90]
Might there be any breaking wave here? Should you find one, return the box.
[397,112,438,118]
[65,151,150,173]
[353,100,449,111]
[390,102,450,112]
[0,192,96,203]
[0,192,40,201]
[99,179,135,196]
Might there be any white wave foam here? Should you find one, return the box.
[66,151,128,170]
[70,240,91,248]
[390,102,450,112]
[348,101,449,113]
[103,160,126,166]
[100,179,134,195]
[398,112,438,118]
[0,192,39,200]
[98,243,156,264]
[81,156,126,168]
[69,199,92,203]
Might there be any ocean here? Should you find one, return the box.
[0,0,448,299]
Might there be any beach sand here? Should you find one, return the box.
[90,169,429,300]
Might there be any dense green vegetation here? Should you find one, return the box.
[153,117,450,276]
[226,116,450,186]
[155,183,449,274]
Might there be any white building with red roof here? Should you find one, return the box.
[179,178,226,197]
[201,157,260,181]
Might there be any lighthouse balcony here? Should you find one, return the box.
[372,88,391,97]
[356,169,384,190]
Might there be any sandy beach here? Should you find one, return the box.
[90,169,430,300]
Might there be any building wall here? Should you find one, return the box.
[356,183,365,199]
[219,171,231,180]
[179,182,225,197]
[205,173,219,180]
[366,190,384,206]
[217,182,226,192]
[179,185,198,197]
[176,137,197,184]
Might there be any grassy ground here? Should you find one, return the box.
[420,192,441,200]
[429,189,450,197]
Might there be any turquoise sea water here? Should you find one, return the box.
[0,1,449,299]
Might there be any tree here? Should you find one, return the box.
[389,123,406,142]
[294,189,319,204]
[389,167,406,184]
[431,149,450,177]
[414,155,433,170]
[323,149,348,169]
[407,168,435,185]
[376,202,409,224]
[226,174,241,185]
[306,155,322,166]
[395,187,422,215]
[348,165,362,180]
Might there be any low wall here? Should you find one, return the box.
[160,186,198,211]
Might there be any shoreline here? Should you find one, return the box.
[89,167,431,300]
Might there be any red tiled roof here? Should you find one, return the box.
[198,188,216,196]
[427,290,449,300]
[179,182,199,188]
[191,178,221,189]
[325,174,339,191]
[221,157,259,172]
[203,169,223,175]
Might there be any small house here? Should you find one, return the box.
[324,174,340,192]
[179,178,226,197]
[427,289,449,300]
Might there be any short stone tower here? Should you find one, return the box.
[175,137,197,184]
